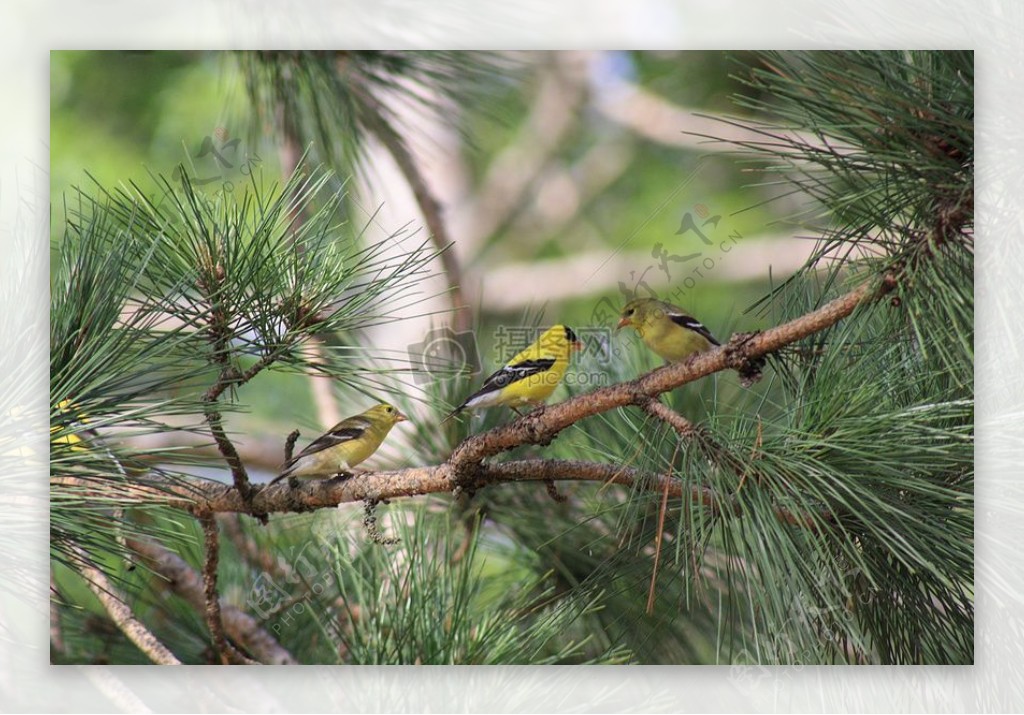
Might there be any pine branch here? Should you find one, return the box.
[57,459,826,531]
[646,446,676,616]
[69,544,182,665]
[130,537,298,665]
[446,273,894,476]
[56,274,891,527]
[637,398,698,438]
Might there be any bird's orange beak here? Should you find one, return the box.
[571,340,584,353]
[395,411,409,423]
[616,316,630,330]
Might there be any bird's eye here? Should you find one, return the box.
[385,406,393,413]
[626,309,634,316]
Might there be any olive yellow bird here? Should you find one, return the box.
[617,298,720,362]
[269,403,407,484]
[444,325,583,421]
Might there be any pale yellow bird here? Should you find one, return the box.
[617,298,720,362]
[269,403,407,484]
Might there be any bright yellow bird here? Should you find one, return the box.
[617,298,720,362]
[269,403,407,484]
[444,325,583,421]
[51,399,97,450]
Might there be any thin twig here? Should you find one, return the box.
[545,480,568,503]
[202,352,278,519]
[284,429,301,463]
[203,401,252,504]
[363,498,400,545]
[70,544,182,665]
[200,512,257,665]
[638,398,698,438]
[646,447,675,616]
[50,571,65,659]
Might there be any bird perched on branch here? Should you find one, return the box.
[617,298,720,363]
[443,325,583,421]
[269,403,407,484]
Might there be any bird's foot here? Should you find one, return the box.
[324,470,355,484]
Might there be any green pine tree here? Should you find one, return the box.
[50,50,972,665]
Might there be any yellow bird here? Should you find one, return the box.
[51,399,96,450]
[617,298,720,362]
[269,403,407,484]
[51,399,129,478]
[444,325,583,421]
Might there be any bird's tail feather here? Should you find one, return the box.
[267,468,292,486]
[440,406,463,425]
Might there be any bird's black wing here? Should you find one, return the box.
[478,358,556,392]
[269,420,370,485]
[292,422,369,460]
[668,313,720,346]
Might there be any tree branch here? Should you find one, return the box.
[637,397,698,438]
[70,545,182,665]
[57,458,828,531]
[447,274,892,474]
[130,537,298,665]
[202,351,278,516]
[199,512,255,665]
[56,275,888,531]
[357,83,472,333]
